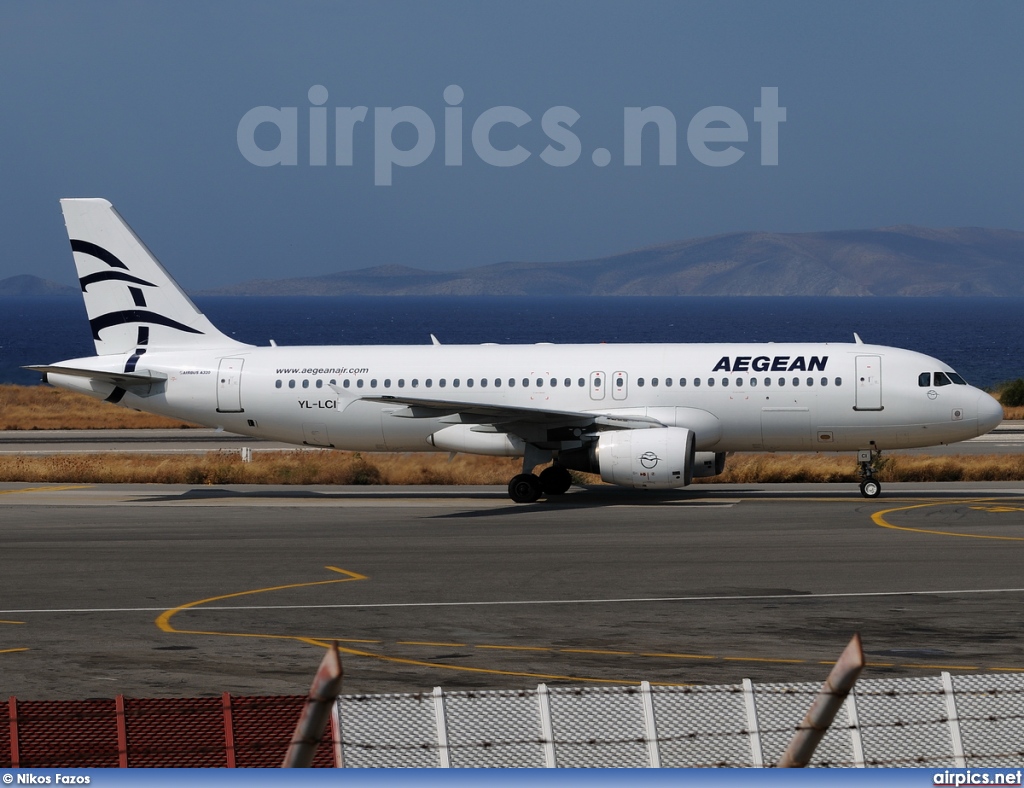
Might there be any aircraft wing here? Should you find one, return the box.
[328,386,664,431]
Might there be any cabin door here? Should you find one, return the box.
[216,358,245,413]
[855,355,883,411]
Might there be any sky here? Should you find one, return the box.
[2,0,1023,289]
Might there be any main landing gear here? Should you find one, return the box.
[507,465,573,503]
[857,448,882,499]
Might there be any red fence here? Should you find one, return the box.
[5,694,337,768]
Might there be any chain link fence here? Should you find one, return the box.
[335,671,1024,768]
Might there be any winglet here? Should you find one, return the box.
[853,333,864,345]
[430,334,441,346]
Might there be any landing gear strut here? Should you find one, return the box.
[857,448,882,498]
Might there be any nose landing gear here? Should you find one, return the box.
[857,448,882,498]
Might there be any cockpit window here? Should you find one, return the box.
[934,371,952,387]
[949,372,967,385]
[918,373,931,387]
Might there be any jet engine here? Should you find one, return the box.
[559,427,695,489]
[428,424,525,456]
[692,451,727,478]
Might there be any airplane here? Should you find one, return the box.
[28,198,1005,503]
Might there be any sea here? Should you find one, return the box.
[0,295,1021,389]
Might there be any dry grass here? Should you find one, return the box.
[0,385,196,430]
[696,452,1024,484]
[0,450,1021,486]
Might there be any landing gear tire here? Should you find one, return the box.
[539,465,573,495]
[508,473,543,503]
[860,479,881,499]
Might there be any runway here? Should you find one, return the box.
[2,481,1024,700]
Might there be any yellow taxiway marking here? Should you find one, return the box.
[0,485,92,496]
[398,641,467,648]
[0,620,26,625]
[872,497,1024,542]
[0,648,29,655]
[156,566,1023,682]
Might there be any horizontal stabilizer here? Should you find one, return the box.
[24,365,167,389]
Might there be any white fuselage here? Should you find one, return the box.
[51,340,1003,455]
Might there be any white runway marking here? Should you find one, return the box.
[5,585,1024,615]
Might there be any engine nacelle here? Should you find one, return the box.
[428,424,525,456]
[692,451,727,478]
[594,427,695,489]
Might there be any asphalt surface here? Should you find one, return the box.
[2,481,1024,700]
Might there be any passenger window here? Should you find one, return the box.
[792,377,799,386]
[722,378,729,387]
[550,378,557,387]
[275,380,282,389]
[615,377,624,387]
[370,379,377,388]
[509,378,516,387]
[665,378,672,387]
[735,378,743,387]
[412,379,419,388]
[708,378,715,387]
[536,378,543,388]
[330,379,336,386]
[764,377,771,386]
[578,378,585,387]
[638,378,645,387]
[316,380,323,388]
[453,379,460,388]
[834,377,842,386]
[496,379,502,387]
[342,379,350,388]
[807,377,813,386]
[356,379,364,388]
[565,378,571,387]
[480,379,486,387]
[398,379,405,388]
[821,377,827,386]
[680,378,687,387]
[934,371,952,387]
[426,379,433,388]
[523,378,529,387]
[750,378,757,387]
[652,378,659,387]
[302,379,309,388]
[384,378,391,387]
[918,372,931,387]
[467,379,474,387]
[439,379,446,387]
[778,378,785,386]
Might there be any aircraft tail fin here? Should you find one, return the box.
[60,198,247,355]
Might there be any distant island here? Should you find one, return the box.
[7,225,1024,297]
[0,274,76,296]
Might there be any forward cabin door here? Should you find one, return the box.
[216,358,245,413]
[855,355,883,411]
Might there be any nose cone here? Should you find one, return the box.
[977,390,1004,436]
